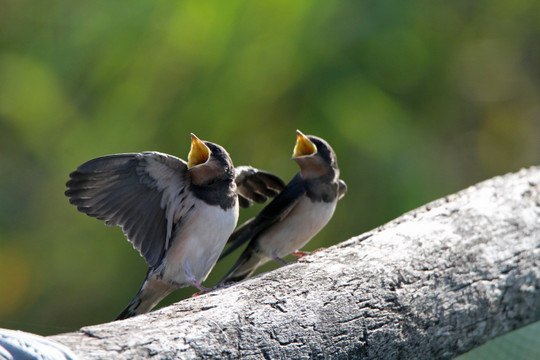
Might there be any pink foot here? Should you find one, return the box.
[191,280,211,297]
[292,248,326,258]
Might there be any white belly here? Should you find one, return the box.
[257,197,337,259]
[161,201,239,285]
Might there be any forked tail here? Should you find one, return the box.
[116,270,174,320]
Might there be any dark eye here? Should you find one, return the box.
[206,144,218,154]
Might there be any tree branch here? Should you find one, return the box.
[50,167,540,359]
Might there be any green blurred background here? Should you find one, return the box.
[1,0,539,358]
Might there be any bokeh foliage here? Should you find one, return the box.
[1,0,539,357]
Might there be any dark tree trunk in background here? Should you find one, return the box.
[50,167,540,359]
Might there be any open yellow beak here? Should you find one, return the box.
[293,130,317,158]
[188,133,211,168]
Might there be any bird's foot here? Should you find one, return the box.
[292,248,326,258]
[191,280,212,297]
[292,250,311,258]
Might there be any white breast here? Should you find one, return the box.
[161,200,239,285]
[257,197,337,259]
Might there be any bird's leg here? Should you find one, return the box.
[272,252,289,266]
[185,265,212,297]
[191,280,211,292]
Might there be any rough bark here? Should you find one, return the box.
[50,166,540,359]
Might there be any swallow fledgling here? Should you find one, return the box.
[218,130,347,284]
[65,134,284,319]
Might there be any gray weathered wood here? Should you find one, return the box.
[50,166,540,359]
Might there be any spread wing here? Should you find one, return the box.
[220,173,305,260]
[234,166,285,208]
[65,151,192,268]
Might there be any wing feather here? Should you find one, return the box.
[338,180,347,200]
[66,152,189,268]
[234,166,285,208]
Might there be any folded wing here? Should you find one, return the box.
[220,173,305,260]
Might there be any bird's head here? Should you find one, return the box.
[188,134,234,186]
[292,130,339,180]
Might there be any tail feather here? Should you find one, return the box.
[116,270,174,320]
[219,247,269,285]
[116,295,143,321]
